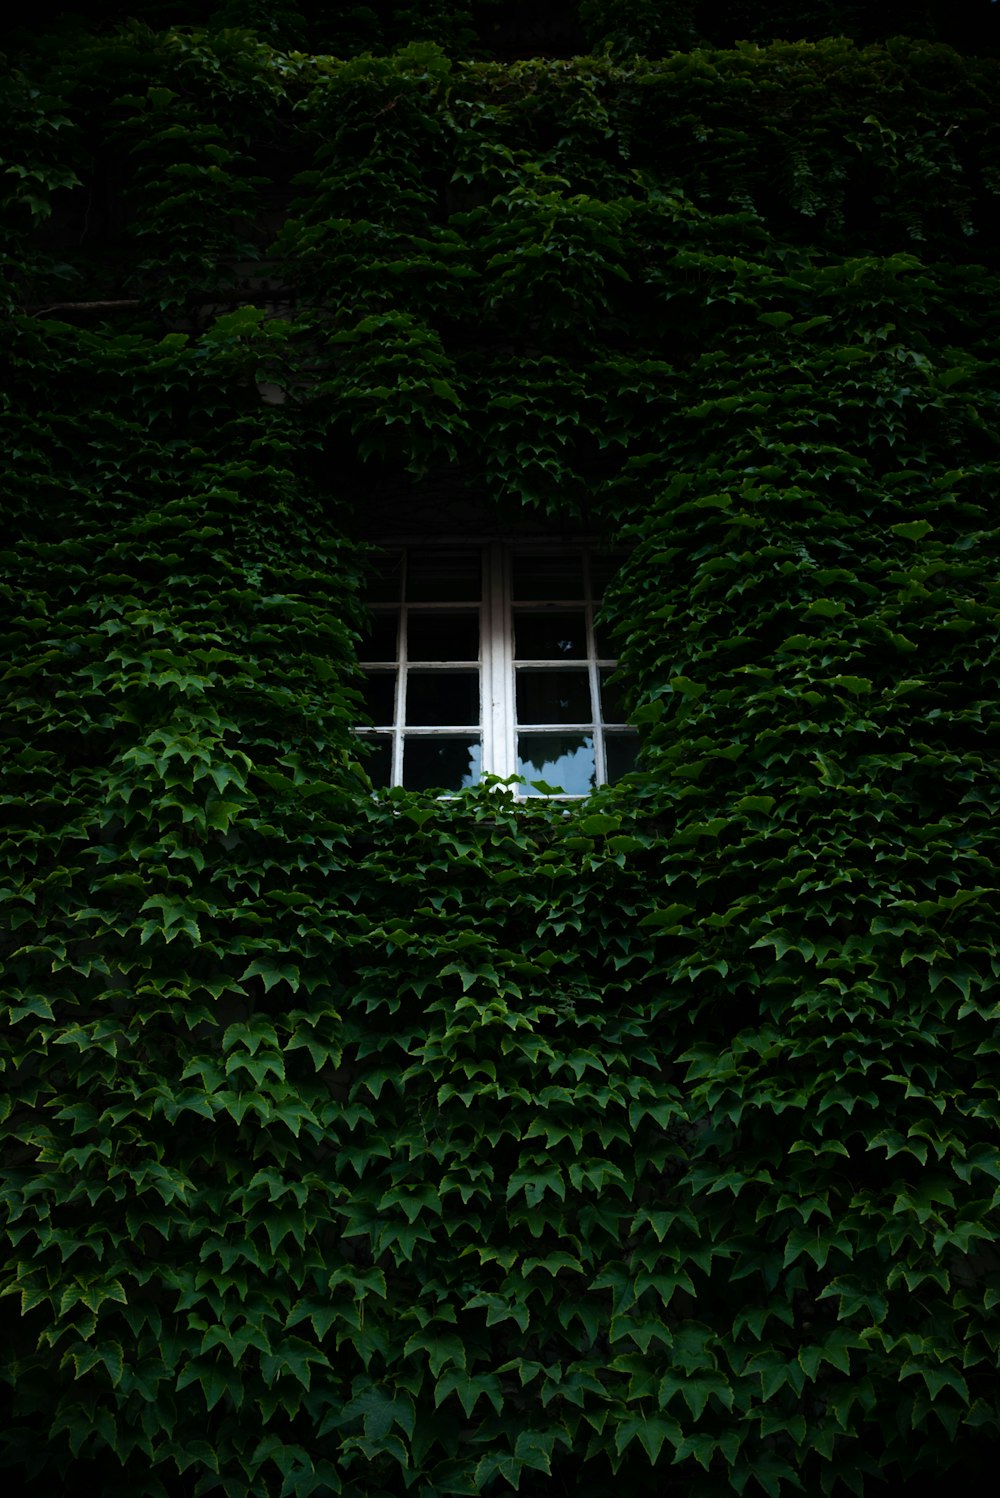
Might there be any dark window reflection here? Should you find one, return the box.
[590,552,628,599]
[367,551,403,603]
[516,669,591,725]
[359,735,392,787]
[605,732,639,781]
[593,623,614,659]
[514,610,587,660]
[511,553,583,601]
[358,612,398,661]
[404,737,482,791]
[599,668,629,723]
[517,734,596,795]
[407,551,481,602]
[408,610,479,662]
[362,671,396,726]
[406,670,479,727]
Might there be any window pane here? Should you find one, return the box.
[406,670,479,726]
[514,609,587,660]
[517,734,595,795]
[599,667,629,723]
[516,669,591,725]
[358,735,392,787]
[589,551,628,599]
[362,671,396,726]
[407,551,481,602]
[404,737,482,792]
[408,610,479,662]
[605,732,639,781]
[511,553,583,601]
[358,612,398,661]
[367,550,403,603]
[593,621,615,659]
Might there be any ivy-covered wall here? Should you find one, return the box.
[2,5,999,1495]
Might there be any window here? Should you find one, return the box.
[357,542,637,796]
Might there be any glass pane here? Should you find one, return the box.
[600,667,629,723]
[516,669,591,725]
[358,735,392,787]
[517,734,595,796]
[408,610,479,662]
[406,670,479,727]
[514,609,587,660]
[407,550,481,602]
[404,737,482,792]
[605,732,640,781]
[358,611,398,661]
[361,671,396,726]
[511,552,583,601]
[589,551,628,599]
[367,550,403,603]
[593,622,614,659]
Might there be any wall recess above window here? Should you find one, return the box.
[357,541,637,796]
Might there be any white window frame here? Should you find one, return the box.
[358,539,634,797]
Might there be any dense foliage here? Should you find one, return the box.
[2,5,999,1495]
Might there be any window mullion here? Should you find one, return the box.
[584,548,607,787]
[393,552,408,787]
[486,541,515,781]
